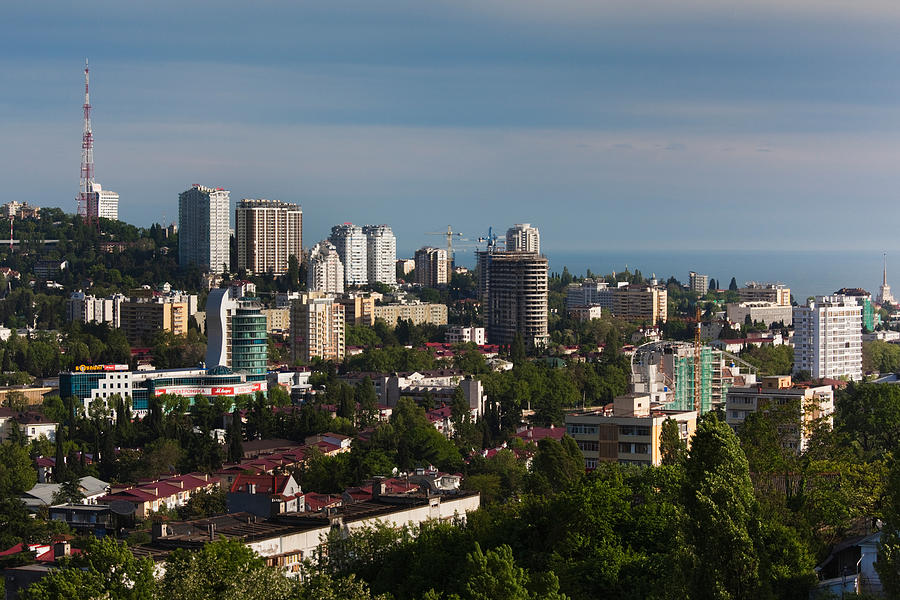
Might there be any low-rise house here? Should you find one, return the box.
[228,474,304,517]
[20,476,109,511]
[97,473,217,519]
[48,504,116,536]
[814,532,882,596]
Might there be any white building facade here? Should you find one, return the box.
[793,295,863,380]
[363,225,397,286]
[307,241,345,295]
[505,223,540,253]
[92,183,119,221]
[329,224,368,286]
[178,185,231,273]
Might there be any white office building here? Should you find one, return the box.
[179,185,231,273]
[329,224,368,286]
[307,241,345,295]
[363,225,397,286]
[235,199,303,275]
[793,295,863,381]
[92,183,119,221]
[505,223,540,253]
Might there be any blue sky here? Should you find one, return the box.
[4,1,900,257]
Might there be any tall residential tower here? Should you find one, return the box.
[235,198,303,275]
[329,224,368,286]
[178,185,231,273]
[363,225,397,285]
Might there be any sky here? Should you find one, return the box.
[3,1,900,258]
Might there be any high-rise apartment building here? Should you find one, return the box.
[179,185,231,273]
[235,199,303,275]
[415,247,449,287]
[363,225,397,285]
[485,251,549,348]
[92,183,119,221]
[290,296,345,363]
[66,291,125,327]
[506,223,540,253]
[793,295,862,381]
[206,283,268,376]
[689,272,709,294]
[329,224,368,286]
[307,241,344,295]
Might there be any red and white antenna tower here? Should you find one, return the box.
[76,59,97,227]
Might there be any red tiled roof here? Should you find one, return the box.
[230,474,293,495]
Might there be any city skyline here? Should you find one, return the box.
[4,2,900,254]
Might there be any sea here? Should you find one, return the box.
[454,249,894,302]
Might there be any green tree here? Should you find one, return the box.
[462,543,568,600]
[877,458,900,596]
[729,277,738,291]
[161,538,294,600]
[356,377,380,427]
[20,538,156,600]
[528,436,583,495]
[52,477,86,505]
[659,417,687,466]
[682,414,761,600]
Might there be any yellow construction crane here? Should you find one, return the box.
[425,225,465,262]
[694,306,702,413]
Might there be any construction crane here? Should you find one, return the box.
[694,306,702,413]
[476,226,505,252]
[425,225,466,262]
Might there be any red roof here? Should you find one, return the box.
[305,492,341,512]
[230,474,293,495]
[514,426,566,443]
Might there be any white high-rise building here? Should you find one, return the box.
[363,225,397,286]
[506,223,540,253]
[235,199,303,275]
[92,183,119,221]
[329,224,368,286]
[307,241,345,295]
[179,185,231,273]
[793,295,863,381]
[689,271,709,294]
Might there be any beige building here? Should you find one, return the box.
[235,199,303,275]
[485,251,549,348]
[290,297,345,363]
[738,283,791,306]
[725,301,793,327]
[338,294,376,327]
[611,284,668,325]
[565,393,697,468]
[120,298,188,344]
[262,308,290,334]
[725,376,834,452]
[415,247,449,287]
[373,303,448,328]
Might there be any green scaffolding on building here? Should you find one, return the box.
[666,347,713,413]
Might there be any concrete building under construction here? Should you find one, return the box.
[631,341,757,414]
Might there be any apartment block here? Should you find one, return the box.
[415,247,449,288]
[611,284,668,325]
[307,241,344,295]
[373,303,448,328]
[725,376,834,452]
[363,225,397,286]
[66,292,125,327]
[235,199,303,275]
[337,294,375,327]
[120,298,189,344]
[689,271,709,294]
[290,296,346,363]
[445,326,486,345]
[329,224,368,286]
[179,185,231,273]
[738,283,791,306]
[725,302,793,327]
[505,223,540,253]
[565,393,697,468]
[485,251,549,348]
[792,295,862,380]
